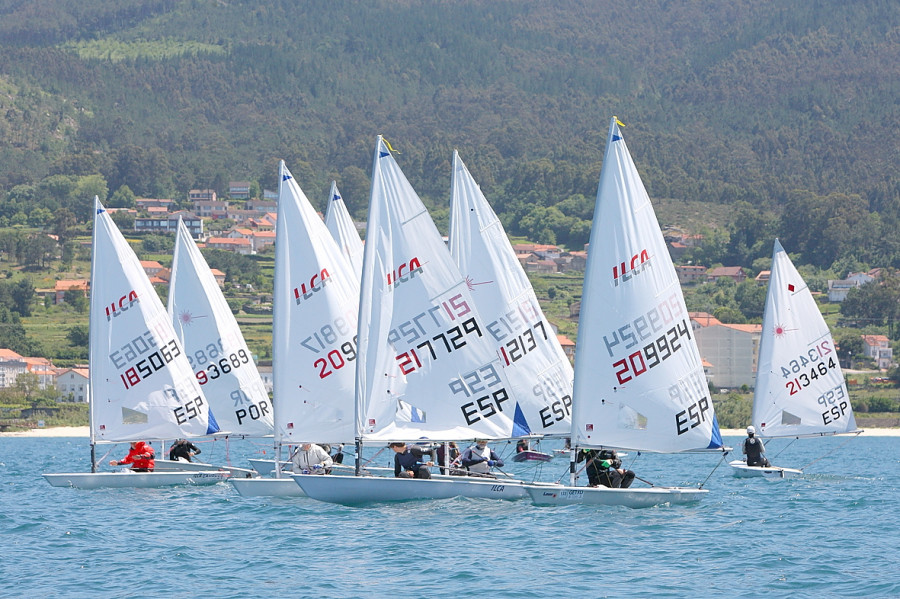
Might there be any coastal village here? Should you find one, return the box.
[2,183,894,423]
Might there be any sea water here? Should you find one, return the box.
[1,435,898,598]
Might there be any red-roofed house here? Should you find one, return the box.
[54,279,89,304]
[140,260,164,278]
[689,312,723,330]
[676,265,707,285]
[210,269,226,288]
[557,334,575,363]
[0,349,26,388]
[25,357,56,389]
[862,335,893,370]
[524,259,558,274]
[206,237,252,255]
[251,230,276,252]
[706,266,747,284]
[136,198,176,211]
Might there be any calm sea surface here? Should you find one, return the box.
[1,434,897,598]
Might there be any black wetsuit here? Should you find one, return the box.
[169,440,201,462]
[743,436,769,467]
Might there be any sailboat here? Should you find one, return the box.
[729,240,860,478]
[526,118,724,507]
[160,217,270,477]
[324,181,364,280]
[44,199,229,489]
[231,162,362,497]
[449,151,574,462]
[295,137,539,503]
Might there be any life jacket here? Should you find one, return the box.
[123,442,155,470]
[744,437,763,465]
[467,446,491,473]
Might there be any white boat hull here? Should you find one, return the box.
[153,459,256,478]
[248,458,290,476]
[43,470,231,489]
[526,484,708,508]
[729,460,803,479]
[230,477,306,497]
[294,473,529,504]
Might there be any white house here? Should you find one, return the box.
[861,335,893,370]
[0,349,27,388]
[691,319,762,389]
[56,368,90,403]
[827,271,876,302]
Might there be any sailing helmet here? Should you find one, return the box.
[746,426,756,435]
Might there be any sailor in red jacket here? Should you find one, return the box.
[110,441,155,472]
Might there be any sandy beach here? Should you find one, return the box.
[2,426,899,438]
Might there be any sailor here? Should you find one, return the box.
[291,442,334,475]
[168,438,201,462]
[389,442,434,479]
[459,440,504,477]
[577,448,635,488]
[110,441,155,472]
[742,426,770,467]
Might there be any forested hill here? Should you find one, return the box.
[1,0,898,270]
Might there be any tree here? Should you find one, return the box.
[11,278,35,316]
[110,210,135,231]
[841,274,900,329]
[67,324,89,347]
[53,208,77,244]
[109,185,136,208]
[338,165,370,218]
[21,234,56,270]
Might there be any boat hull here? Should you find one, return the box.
[230,477,306,497]
[512,451,553,463]
[294,473,529,504]
[729,460,803,479]
[248,458,290,476]
[43,471,231,489]
[525,484,708,508]
[153,459,256,478]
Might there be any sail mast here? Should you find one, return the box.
[88,197,102,470]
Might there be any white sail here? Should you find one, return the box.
[90,198,217,442]
[449,151,574,437]
[356,137,525,442]
[168,218,273,436]
[752,240,857,437]
[572,118,723,452]
[324,181,364,280]
[273,162,360,444]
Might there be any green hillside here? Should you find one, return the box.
[0,0,898,268]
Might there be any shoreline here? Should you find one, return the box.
[2,425,899,438]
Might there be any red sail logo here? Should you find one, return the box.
[105,290,140,321]
[386,257,423,289]
[293,268,331,303]
[612,250,651,287]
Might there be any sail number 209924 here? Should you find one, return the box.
[612,320,692,385]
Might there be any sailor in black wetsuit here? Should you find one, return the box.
[169,439,201,462]
[742,426,770,467]
[576,448,635,488]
